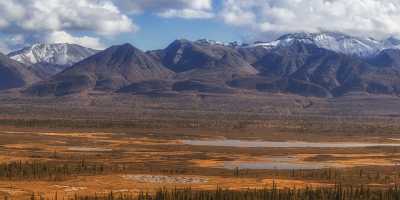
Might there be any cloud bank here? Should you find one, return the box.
[116,0,214,19]
[220,0,400,40]
[0,0,137,51]
[0,0,214,52]
[4,0,135,35]
[46,31,105,49]
[2,0,400,52]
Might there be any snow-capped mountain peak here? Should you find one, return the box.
[8,43,99,66]
[195,39,241,48]
[246,32,400,57]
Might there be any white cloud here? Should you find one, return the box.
[219,0,257,26]
[158,9,214,19]
[220,0,400,39]
[0,1,25,28]
[46,31,105,50]
[116,0,214,19]
[0,0,137,35]
[0,0,137,51]
[0,0,217,52]
[0,34,26,54]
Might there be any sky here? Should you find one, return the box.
[1,0,400,53]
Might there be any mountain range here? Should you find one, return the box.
[3,32,400,98]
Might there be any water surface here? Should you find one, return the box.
[223,156,335,170]
[181,139,400,148]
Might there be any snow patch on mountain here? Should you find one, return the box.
[8,43,98,66]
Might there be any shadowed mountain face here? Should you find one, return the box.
[160,40,258,81]
[26,44,173,96]
[0,53,41,91]
[19,34,400,98]
[235,41,400,97]
[367,49,400,68]
[120,40,259,94]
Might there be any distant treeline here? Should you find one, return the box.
[0,118,246,129]
[0,119,168,129]
[0,117,399,135]
[0,160,109,181]
[31,186,400,200]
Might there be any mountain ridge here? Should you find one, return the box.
[26,43,173,96]
[244,32,400,58]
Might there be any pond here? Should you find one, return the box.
[222,156,336,170]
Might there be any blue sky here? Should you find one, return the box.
[1,0,400,52]
[120,13,241,51]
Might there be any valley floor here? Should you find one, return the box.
[0,92,399,199]
[0,127,398,199]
